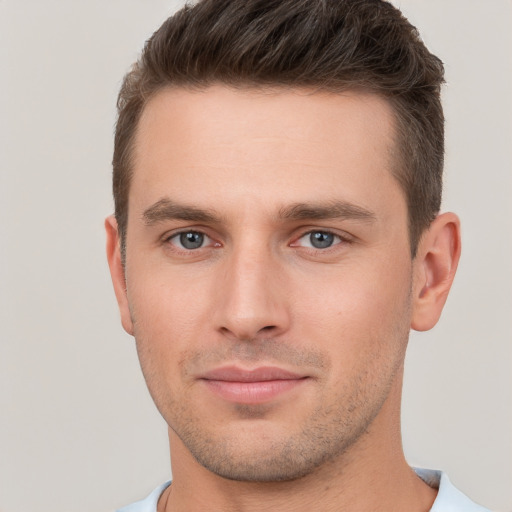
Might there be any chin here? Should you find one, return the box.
[193,446,328,483]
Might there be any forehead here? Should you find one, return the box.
[130,85,402,218]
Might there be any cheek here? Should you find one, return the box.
[126,267,213,358]
[291,255,412,356]
[127,274,204,407]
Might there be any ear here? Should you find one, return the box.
[411,212,461,332]
[105,215,134,335]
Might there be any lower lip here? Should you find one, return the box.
[202,378,307,404]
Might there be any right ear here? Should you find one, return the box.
[105,215,134,335]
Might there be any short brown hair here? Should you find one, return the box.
[113,0,445,258]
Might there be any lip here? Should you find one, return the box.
[199,366,308,404]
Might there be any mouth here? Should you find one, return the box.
[198,366,309,404]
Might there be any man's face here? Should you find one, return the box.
[118,86,415,481]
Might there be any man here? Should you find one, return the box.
[106,1,490,510]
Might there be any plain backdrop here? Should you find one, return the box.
[1,1,511,511]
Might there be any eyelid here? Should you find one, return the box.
[159,226,353,253]
[162,228,222,250]
[290,228,353,248]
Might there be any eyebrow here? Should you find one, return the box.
[278,201,377,223]
[142,197,377,226]
[142,198,220,225]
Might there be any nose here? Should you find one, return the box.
[213,241,291,342]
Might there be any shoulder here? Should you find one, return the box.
[116,482,171,512]
[414,468,492,512]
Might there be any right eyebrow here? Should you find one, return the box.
[142,198,221,225]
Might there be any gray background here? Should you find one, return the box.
[1,1,511,511]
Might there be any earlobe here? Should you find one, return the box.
[105,215,134,336]
[411,212,461,332]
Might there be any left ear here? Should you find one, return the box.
[411,212,461,331]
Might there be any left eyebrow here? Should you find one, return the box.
[278,200,377,223]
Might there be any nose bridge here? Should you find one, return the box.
[215,235,289,340]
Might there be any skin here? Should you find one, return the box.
[106,86,461,512]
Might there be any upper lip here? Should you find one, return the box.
[199,366,306,382]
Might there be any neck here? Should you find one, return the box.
[159,372,437,512]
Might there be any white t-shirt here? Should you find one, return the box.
[116,468,491,512]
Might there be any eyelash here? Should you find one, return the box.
[164,230,219,251]
[291,229,352,251]
[163,228,352,254]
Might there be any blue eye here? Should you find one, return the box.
[171,231,208,250]
[309,231,336,248]
[310,231,335,248]
[297,231,341,249]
